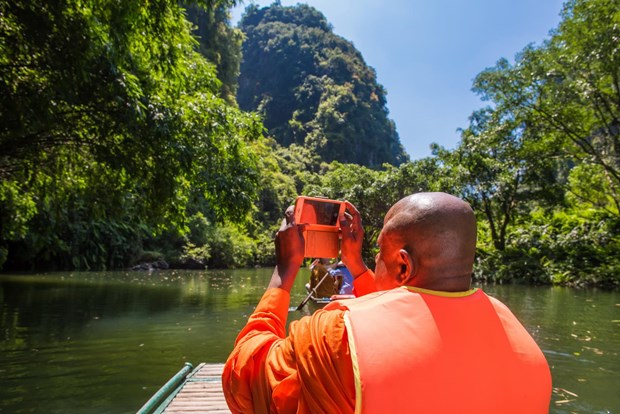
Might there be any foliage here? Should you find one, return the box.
[0,180,36,266]
[566,162,619,216]
[475,209,620,288]
[454,0,619,286]
[0,0,262,270]
[184,1,243,102]
[180,211,257,269]
[1,0,618,290]
[237,3,408,167]
[205,223,257,268]
[472,0,620,213]
[246,138,298,233]
[440,106,564,251]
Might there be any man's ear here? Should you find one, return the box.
[396,248,415,286]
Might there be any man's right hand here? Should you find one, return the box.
[268,206,305,291]
[339,201,369,278]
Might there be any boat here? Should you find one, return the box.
[137,362,230,414]
[308,293,356,304]
[305,259,355,305]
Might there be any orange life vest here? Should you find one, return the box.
[341,287,552,414]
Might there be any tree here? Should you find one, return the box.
[441,106,562,251]
[184,1,243,102]
[435,0,620,286]
[473,0,620,213]
[0,0,262,270]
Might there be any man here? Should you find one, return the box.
[328,261,354,295]
[222,192,552,413]
[308,258,341,298]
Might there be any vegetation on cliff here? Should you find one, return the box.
[236,3,408,167]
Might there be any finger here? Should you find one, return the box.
[278,216,288,232]
[284,205,295,225]
[344,201,362,226]
[343,200,360,217]
[298,223,308,236]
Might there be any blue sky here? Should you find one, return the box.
[231,0,566,160]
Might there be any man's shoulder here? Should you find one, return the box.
[482,291,517,315]
[325,288,408,312]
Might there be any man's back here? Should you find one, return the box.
[340,287,552,413]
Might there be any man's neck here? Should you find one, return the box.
[408,271,472,292]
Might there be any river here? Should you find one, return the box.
[0,269,618,413]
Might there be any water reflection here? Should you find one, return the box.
[0,269,310,414]
[484,284,619,414]
[0,272,618,414]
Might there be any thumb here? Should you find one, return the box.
[339,211,351,230]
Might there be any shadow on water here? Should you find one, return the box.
[0,271,618,413]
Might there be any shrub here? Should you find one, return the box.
[473,210,620,288]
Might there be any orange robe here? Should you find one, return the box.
[222,270,375,414]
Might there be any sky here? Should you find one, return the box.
[230,0,566,160]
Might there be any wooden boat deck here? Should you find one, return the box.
[161,363,230,413]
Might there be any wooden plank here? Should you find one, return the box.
[162,363,231,414]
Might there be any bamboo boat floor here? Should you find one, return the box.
[162,363,231,413]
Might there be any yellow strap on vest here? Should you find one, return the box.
[405,285,478,297]
[343,313,362,414]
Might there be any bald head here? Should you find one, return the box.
[376,192,477,291]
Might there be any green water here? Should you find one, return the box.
[0,270,618,413]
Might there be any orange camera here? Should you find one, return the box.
[293,196,345,258]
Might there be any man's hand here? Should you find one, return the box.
[268,206,305,291]
[339,201,369,278]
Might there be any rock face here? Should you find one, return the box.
[237,3,408,168]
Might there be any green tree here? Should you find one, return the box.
[441,106,562,251]
[0,0,262,270]
[184,1,243,102]
[473,0,620,212]
[442,0,620,286]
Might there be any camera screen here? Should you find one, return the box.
[302,199,341,226]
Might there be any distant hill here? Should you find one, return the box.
[237,3,409,167]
